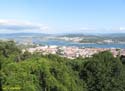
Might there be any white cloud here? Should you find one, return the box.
[80,27,125,33]
[0,19,48,33]
[120,27,125,30]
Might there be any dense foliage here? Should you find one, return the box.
[0,41,125,91]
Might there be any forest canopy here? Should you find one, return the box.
[0,41,125,91]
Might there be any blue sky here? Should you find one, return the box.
[0,0,125,34]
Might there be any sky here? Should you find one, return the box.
[0,0,125,34]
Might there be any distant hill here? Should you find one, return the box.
[0,33,50,38]
[59,33,125,38]
[0,33,125,42]
[102,33,125,37]
[59,33,98,37]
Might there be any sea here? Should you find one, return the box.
[0,35,125,48]
[33,39,125,49]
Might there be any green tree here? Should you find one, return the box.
[79,51,125,91]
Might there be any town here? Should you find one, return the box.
[24,45,125,59]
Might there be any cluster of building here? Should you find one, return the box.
[24,45,125,59]
[58,37,83,42]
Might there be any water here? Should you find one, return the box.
[1,36,125,48]
[34,39,125,48]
